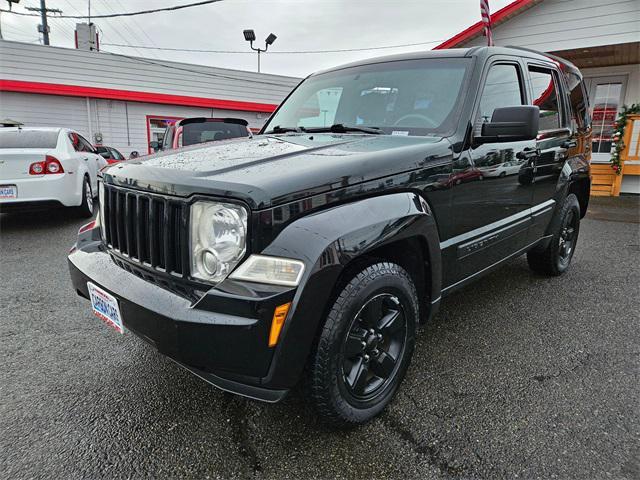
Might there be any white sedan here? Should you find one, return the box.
[0,127,107,217]
[481,160,524,178]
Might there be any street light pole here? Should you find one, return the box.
[243,30,277,73]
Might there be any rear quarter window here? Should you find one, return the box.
[0,130,59,148]
[566,72,590,130]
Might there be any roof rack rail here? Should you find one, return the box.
[505,45,580,70]
[464,46,484,56]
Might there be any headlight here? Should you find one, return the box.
[229,255,305,287]
[190,201,248,283]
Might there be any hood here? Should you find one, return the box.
[103,134,451,209]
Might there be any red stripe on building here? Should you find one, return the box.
[434,0,540,50]
[0,79,278,113]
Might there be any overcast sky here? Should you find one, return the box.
[1,0,512,77]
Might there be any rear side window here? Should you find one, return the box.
[477,63,524,132]
[529,67,562,131]
[566,72,590,130]
[0,130,59,148]
[111,148,124,160]
[162,125,175,149]
[69,133,95,153]
[182,122,248,146]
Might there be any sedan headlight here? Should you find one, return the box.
[190,201,248,284]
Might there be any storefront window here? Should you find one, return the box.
[591,83,622,155]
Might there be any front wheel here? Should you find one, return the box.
[309,262,418,427]
[76,176,95,218]
[527,193,581,276]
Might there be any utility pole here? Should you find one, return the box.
[25,0,61,46]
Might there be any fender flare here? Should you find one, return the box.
[259,191,442,388]
[558,154,591,218]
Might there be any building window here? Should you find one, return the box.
[590,82,623,155]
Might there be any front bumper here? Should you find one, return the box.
[0,173,82,208]
[68,232,296,402]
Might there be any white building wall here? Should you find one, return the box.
[0,40,299,105]
[0,91,90,134]
[463,0,640,51]
[0,91,275,157]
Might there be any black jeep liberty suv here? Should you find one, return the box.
[69,47,592,426]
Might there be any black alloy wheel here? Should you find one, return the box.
[341,293,407,400]
[527,193,581,276]
[558,208,578,267]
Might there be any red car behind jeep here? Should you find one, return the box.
[150,117,252,152]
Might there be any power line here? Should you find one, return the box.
[112,0,163,59]
[93,0,153,58]
[101,50,296,86]
[1,0,224,18]
[101,39,447,55]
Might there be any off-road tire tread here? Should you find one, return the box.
[309,262,418,427]
[527,193,580,276]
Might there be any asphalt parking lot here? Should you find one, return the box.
[1,196,638,479]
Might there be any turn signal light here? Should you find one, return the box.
[268,302,291,347]
[29,156,64,175]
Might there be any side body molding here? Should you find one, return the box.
[259,192,442,388]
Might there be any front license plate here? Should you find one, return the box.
[0,185,17,199]
[87,282,124,334]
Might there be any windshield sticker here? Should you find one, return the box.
[391,131,409,136]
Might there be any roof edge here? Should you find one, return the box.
[0,79,278,113]
[433,0,541,50]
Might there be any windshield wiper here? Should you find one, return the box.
[305,124,383,135]
[264,125,306,134]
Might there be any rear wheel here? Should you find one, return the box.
[76,176,94,218]
[527,193,580,276]
[309,262,418,426]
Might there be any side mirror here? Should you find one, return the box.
[149,141,159,150]
[476,106,539,144]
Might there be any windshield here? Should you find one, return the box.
[0,130,59,148]
[182,122,248,146]
[265,58,471,136]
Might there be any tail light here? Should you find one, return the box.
[78,220,96,234]
[29,156,64,175]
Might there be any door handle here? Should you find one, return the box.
[83,157,88,161]
[561,140,577,149]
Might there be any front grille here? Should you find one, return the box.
[101,183,189,277]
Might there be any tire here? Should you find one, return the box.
[76,175,95,218]
[499,171,506,178]
[309,262,418,427]
[527,193,580,276]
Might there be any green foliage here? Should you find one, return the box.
[610,104,640,175]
